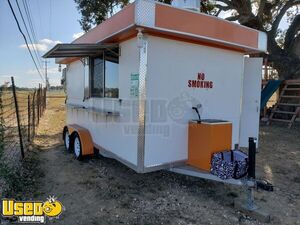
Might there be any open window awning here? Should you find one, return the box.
[43,43,119,58]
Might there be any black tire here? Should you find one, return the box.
[72,132,83,160]
[63,129,71,152]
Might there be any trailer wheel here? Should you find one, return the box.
[73,132,83,160]
[63,129,71,152]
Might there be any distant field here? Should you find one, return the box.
[0,91,33,123]
[47,90,66,98]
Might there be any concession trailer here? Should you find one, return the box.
[44,0,269,212]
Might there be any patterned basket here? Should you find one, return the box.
[210,150,248,180]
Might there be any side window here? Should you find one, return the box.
[91,53,104,97]
[90,50,119,98]
[84,58,90,99]
[105,52,119,98]
[61,68,67,93]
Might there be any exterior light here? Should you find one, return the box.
[137,28,144,49]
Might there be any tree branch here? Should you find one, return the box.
[285,14,300,50]
[215,4,231,11]
[225,15,240,21]
[216,0,232,6]
[215,8,222,17]
[257,0,266,17]
[270,0,300,37]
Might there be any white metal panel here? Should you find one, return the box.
[144,36,244,167]
[135,0,155,27]
[258,32,267,52]
[83,58,90,99]
[137,36,148,172]
[171,0,200,11]
[239,57,262,148]
[66,60,85,105]
[66,38,140,165]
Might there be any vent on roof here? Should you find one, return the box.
[171,0,201,12]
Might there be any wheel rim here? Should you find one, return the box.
[64,132,70,149]
[74,136,81,157]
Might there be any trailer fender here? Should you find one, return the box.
[64,124,94,156]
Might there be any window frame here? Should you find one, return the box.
[89,49,119,99]
[90,52,105,98]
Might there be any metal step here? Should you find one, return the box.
[168,165,253,187]
[281,95,300,98]
[272,110,296,115]
[286,83,300,86]
[284,88,300,91]
[277,103,300,106]
[270,118,291,122]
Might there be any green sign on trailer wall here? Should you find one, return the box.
[130,73,139,97]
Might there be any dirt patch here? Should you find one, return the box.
[38,148,247,225]
[4,96,300,225]
[33,94,66,149]
[254,124,300,224]
[36,129,300,225]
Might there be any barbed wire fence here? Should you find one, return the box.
[0,77,46,172]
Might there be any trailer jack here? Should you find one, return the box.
[234,138,271,223]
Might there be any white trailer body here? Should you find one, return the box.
[44,0,266,173]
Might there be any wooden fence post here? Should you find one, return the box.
[39,85,42,118]
[42,88,45,113]
[37,85,40,125]
[28,94,30,142]
[44,88,47,111]
[32,90,36,138]
[0,88,4,152]
[11,77,24,159]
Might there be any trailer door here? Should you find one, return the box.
[239,57,262,148]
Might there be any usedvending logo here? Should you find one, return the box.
[1,196,64,223]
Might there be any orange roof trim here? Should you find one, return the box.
[155,4,258,49]
[56,0,267,64]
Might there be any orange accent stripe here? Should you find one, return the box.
[59,57,80,64]
[155,4,258,49]
[73,3,135,44]
[145,29,247,53]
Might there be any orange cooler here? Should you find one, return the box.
[187,120,232,171]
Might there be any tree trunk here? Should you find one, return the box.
[267,32,300,80]
[269,55,300,79]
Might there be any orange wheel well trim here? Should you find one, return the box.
[64,124,94,156]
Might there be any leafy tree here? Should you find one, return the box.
[74,0,130,32]
[75,0,300,79]
[206,0,300,79]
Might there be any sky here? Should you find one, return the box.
[0,0,83,88]
[0,0,293,88]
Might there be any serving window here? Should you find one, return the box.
[89,49,119,99]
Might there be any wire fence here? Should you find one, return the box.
[0,77,46,170]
